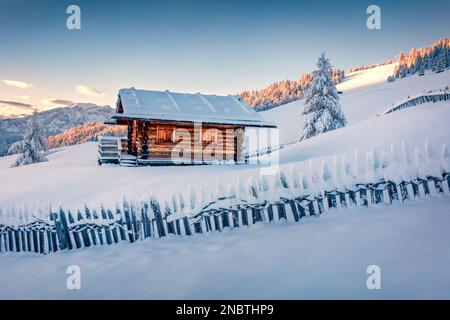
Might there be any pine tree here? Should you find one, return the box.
[418,61,425,76]
[300,53,347,140]
[434,48,447,73]
[13,111,48,167]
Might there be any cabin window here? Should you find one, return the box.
[156,126,175,143]
[202,129,218,143]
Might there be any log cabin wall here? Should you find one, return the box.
[129,120,244,163]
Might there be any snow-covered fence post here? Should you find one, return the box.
[213,210,223,232]
[18,212,25,252]
[68,211,82,249]
[37,224,44,253]
[59,208,73,250]
[320,160,335,211]
[401,142,415,200]
[7,225,13,252]
[107,209,120,243]
[13,225,20,253]
[414,148,427,199]
[114,205,127,241]
[230,208,240,227]
[0,225,3,253]
[122,200,135,242]
[384,182,397,205]
[141,201,153,238]
[91,209,104,245]
[76,210,90,248]
[51,210,67,250]
[130,202,141,241]
[358,185,369,207]
[422,141,438,198]
[441,145,450,196]
[100,206,113,245]
[276,202,287,221]
[150,197,166,238]
[41,213,52,253]
[84,206,98,246]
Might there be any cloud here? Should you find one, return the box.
[1,79,34,89]
[17,95,31,100]
[0,100,35,117]
[75,85,104,97]
[41,98,75,107]
[0,100,34,110]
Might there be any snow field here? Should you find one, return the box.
[1,196,450,299]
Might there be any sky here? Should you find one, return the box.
[0,0,449,116]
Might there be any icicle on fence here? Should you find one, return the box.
[1,141,450,255]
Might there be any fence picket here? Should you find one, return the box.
[276,203,287,221]
[77,210,91,248]
[59,209,73,250]
[240,209,248,226]
[107,209,120,243]
[183,217,192,236]
[92,209,104,245]
[231,209,239,228]
[266,205,274,222]
[20,228,26,252]
[101,207,113,245]
[38,229,45,254]
[288,200,300,222]
[84,207,98,246]
[13,229,20,253]
[427,178,436,197]
[123,201,135,242]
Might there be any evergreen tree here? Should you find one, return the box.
[418,60,426,76]
[300,53,347,140]
[434,48,447,73]
[13,111,48,167]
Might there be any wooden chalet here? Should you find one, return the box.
[101,88,276,166]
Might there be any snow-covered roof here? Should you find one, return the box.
[112,88,276,128]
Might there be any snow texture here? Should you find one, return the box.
[1,197,450,299]
[116,88,276,127]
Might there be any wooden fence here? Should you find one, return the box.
[382,91,450,115]
[1,171,449,255]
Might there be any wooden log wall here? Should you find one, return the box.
[130,120,243,162]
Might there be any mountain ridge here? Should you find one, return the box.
[0,103,113,155]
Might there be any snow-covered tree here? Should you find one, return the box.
[391,38,450,81]
[7,140,24,155]
[13,111,48,167]
[300,53,347,140]
[433,48,447,73]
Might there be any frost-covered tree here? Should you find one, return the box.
[300,53,347,140]
[13,111,48,167]
[391,38,450,81]
[433,49,447,73]
[7,140,24,155]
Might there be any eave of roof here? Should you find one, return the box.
[112,88,277,128]
[110,114,277,128]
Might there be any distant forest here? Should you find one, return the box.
[388,38,450,81]
[239,69,345,111]
[240,38,450,111]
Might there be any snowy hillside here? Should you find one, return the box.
[262,64,450,144]
[0,66,449,210]
[0,103,113,155]
[1,196,450,299]
[1,58,450,301]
